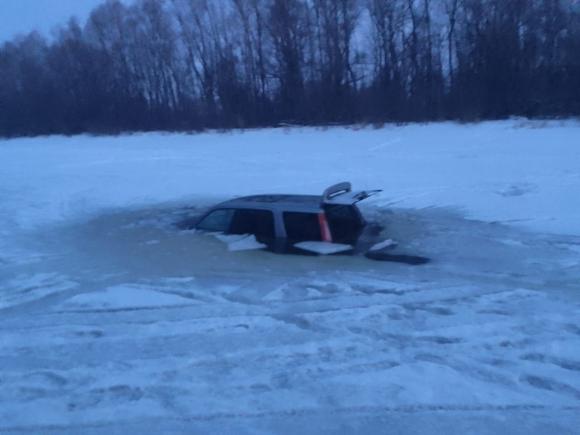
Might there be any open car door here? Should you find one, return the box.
[322,182,382,205]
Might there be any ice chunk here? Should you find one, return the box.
[369,239,398,251]
[214,233,267,252]
[294,241,353,255]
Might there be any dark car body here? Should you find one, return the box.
[194,182,384,255]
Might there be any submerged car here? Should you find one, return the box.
[193,182,429,264]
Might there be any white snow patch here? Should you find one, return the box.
[1,120,579,234]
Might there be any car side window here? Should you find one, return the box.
[196,209,234,232]
[283,212,322,242]
[230,209,275,239]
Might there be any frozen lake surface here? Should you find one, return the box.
[1,120,579,433]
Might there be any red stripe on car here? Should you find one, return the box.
[318,213,333,242]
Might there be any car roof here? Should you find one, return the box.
[216,194,323,213]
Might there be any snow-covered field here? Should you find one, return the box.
[1,120,579,434]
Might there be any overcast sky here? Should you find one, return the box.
[0,0,131,43]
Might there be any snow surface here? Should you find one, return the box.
[63,284,195,310]
[1,120,580,434]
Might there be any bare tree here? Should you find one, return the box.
[2,0,580,136]
[268,0,309,120]
[443,0,458,85]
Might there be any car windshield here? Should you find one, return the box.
[196,209,234,232]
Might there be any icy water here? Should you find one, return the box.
[4,203,578,305]
[1,204,580,434]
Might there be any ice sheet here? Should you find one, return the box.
[1,120,579,434]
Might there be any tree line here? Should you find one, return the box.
[1,0,579,137]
